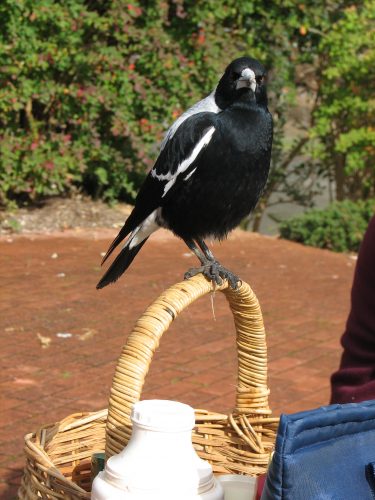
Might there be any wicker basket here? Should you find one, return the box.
[18,274,279,499]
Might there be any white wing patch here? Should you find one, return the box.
[161,126,215,197]
[160,90,220,150]
[184,167,197,181]
[127,209,161,249]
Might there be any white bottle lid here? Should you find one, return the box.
[131,399,195,432]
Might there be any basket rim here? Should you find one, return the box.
[21,409,108,498]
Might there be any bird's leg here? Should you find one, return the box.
[184,238,240,290]
[196,238,215,262]
[183,238,209,265]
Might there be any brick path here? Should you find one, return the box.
[0,229,355,498]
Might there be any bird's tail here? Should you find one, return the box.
[96,237,149,289]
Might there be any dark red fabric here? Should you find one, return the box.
[256,473,267,499]
[330,215,375,404]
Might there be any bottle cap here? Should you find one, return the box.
[131,400,195,432]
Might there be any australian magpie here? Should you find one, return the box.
[97,56,273,290]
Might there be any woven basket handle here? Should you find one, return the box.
[105,274,270,458]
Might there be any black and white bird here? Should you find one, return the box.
[97,56,273,290]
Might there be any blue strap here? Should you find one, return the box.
[365,462,375,499]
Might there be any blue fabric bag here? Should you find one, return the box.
[261,400,375,500]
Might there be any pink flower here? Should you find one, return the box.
[44,161,54,170]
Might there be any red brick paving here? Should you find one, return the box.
[0,229,355,498]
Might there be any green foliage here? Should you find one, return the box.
[310,2,375,200]
[0,0,346,207]
[279,200,375,252]
[0,0,373,215]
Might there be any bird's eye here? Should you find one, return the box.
[256,75,264,84]
[232,72,240,80]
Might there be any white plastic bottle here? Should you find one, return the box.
[91,400,224,500]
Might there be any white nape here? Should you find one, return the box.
[160,90,220,150]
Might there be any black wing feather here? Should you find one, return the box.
[100,112,216,264]
[97,237,149,289]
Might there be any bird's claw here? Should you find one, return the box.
[184,262,240,290]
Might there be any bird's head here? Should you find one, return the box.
[215,56,267,109]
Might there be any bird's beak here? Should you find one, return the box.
[236,68,257,92]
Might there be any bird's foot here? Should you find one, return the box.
[184,261,240,290]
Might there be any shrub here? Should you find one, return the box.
[279,200,375,252]
[310,1,375,201]
[0,0,352,207]
[0,0,262,206]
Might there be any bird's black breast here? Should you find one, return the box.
[161,103,273,240]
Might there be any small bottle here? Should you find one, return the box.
[91,400,224,500]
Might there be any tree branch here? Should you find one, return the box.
[279,136,309,171]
